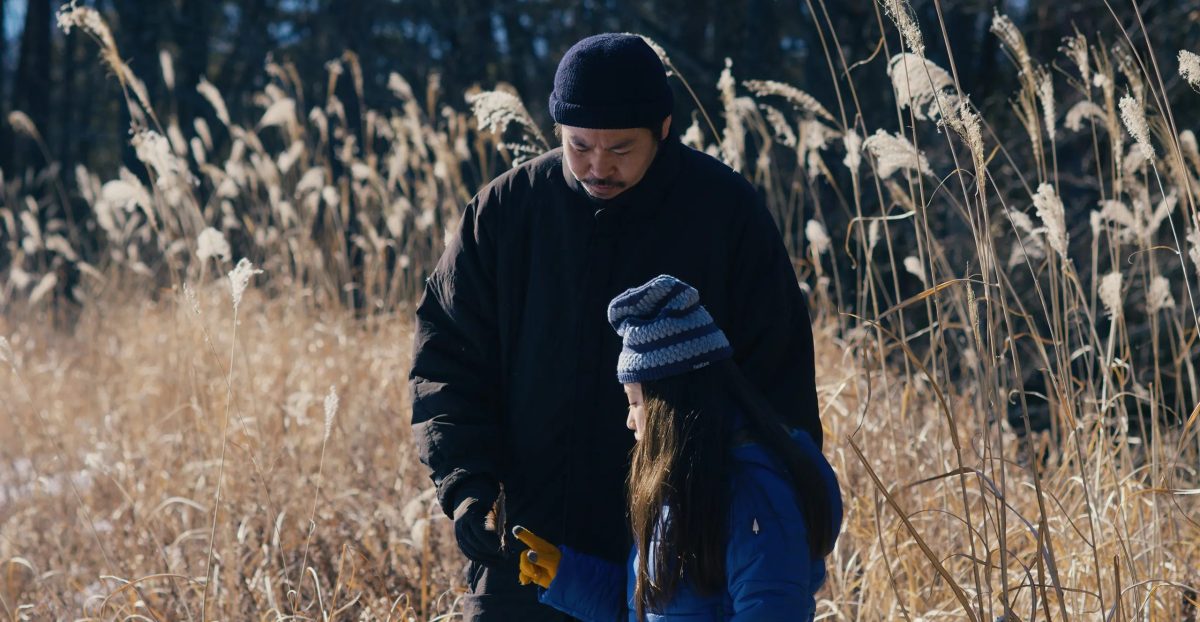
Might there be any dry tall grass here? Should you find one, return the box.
[2,1,1199,620]
[1,285,464,619]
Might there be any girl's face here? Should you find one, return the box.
[624,382,646,441]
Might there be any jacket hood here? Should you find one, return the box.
[733,426,844,543]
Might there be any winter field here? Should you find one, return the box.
[2,2,1200,620]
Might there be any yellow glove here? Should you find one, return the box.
[512,525,561,589]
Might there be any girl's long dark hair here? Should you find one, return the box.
[627,358,835,620]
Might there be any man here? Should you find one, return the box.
[409,33,821,620]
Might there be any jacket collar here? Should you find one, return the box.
[561,136,683,213]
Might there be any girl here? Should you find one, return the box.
[514,274,842,621]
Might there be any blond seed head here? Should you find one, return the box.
[323,385,339,442]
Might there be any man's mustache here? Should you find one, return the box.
[580,178,626,189]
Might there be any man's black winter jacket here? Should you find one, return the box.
[409,137,821,617]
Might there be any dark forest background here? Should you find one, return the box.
[0,0,1196,185]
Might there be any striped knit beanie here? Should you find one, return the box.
[607,275,733,384]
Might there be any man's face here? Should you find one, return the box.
[561,117,670,200]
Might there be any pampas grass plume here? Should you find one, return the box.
[806,220,832,256]
[323,385,339,443]
[197,227,231,262]
[228,258,263,312]
[1118,94,1155,162]
[1180,50,1200,90]
[1100,271,1124,318]
[1033,183,1068,259]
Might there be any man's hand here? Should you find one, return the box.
[513,525,561,589]
[450,478,505,565]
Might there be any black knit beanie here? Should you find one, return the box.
[549,33,673,130]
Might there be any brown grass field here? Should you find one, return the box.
[2,2,1200,620]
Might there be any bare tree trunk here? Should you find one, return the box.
[57,21,80,175]
[0,0,7,113]
[0,0,9,175]
[176,0,212,145]
[13,0,52,170]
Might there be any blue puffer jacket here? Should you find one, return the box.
[538,427,842,621]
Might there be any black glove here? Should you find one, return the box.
[450,477,505,565]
